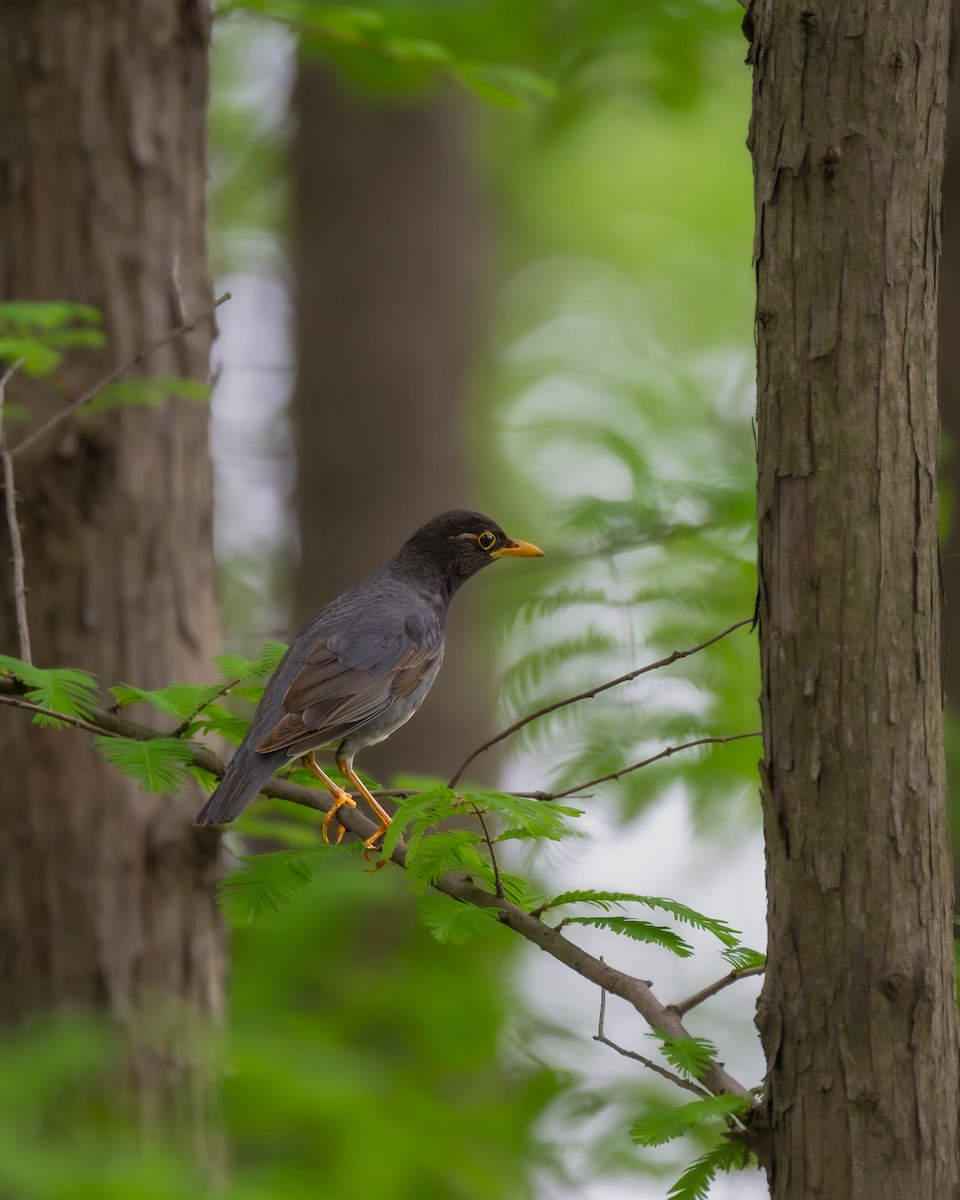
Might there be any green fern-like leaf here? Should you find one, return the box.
[561,915,694,957]
[110,682,223,721]
[214,641,287,682]
[466,790,581,839]
[545,891,740,947]
[630,1094,750,1148]
[191,703,251,746]
[217,848,341,928]
[380,786,463,858]
[651,1032,720,1080]
[667,1139,752,1200]
[416,893,502,945]
[720,945,766,971]
[404,830,486,893]
[0,654,100,727]
[92,736,196,793]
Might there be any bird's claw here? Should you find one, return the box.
[321,789,357,844]
[362,825,390,871]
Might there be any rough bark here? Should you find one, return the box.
[0,0,224,1152]
[748,2,960,1196]
[290,66,488,782]
[939,0,960,895]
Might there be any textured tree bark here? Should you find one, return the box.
[748,2,960,1195]
[938,0,960,900]
[290,66,488,782]
[0,0,224,1154]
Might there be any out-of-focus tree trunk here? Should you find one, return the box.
[0,0,224,1155]
[290,66,486,782]
[749,0,960,1195]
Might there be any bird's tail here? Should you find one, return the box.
[195,745,283,826]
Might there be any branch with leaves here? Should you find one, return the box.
[0,306,765,1191]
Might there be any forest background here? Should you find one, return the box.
[1,1,955,1199]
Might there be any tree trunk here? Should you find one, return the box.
[749,1,960,1195]
[290,66,487,782]
[938,0,960,897]
[0,0,224,1154]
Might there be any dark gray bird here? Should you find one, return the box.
[195,510,543,846]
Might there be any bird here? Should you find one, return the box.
[195,510,543,848]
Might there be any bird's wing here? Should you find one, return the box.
[253,586,444,754]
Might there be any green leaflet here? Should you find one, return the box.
[629,1093,749,1148]
[0,655,99,728]
[649,1031,720,1080]
[561,915,694,958]
[217,847,344,928]
[92,736,197,794]
[416,894,502,945]
[666,1141,753,1200]
[545,890,740,947]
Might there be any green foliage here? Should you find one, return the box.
[651,1032,721,1081]
[416,892,503,945]
[87,376,212,411]
[561,915,694,958]
[110,681,224,721]
[720,945,766,971]
[0,301,104,374]
[546,890,741,948]
[190,702,252,745]
[92,736,197,793]
[217,846,344,927]
[403,829,486,892]
[0,654,100,728]
[214,640,287,681]
[629,1093,749,1148]
[667,1140,754,1200]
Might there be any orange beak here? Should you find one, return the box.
[491,538,545,559]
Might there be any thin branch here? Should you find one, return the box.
[470,802,504,898]
[0,676,754,1103]
[12,292,231,457]
[593,958,706,1097]
[544,731,762,800]
[0,358,31,661]
[594,1033,711,1099]
[447,618,754,787]
[670,965,766,1019]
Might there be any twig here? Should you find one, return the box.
[669,966,766,1018]
[470,802,504,898]
[544,732,762,800]
[447,618,754,787]
[0,358,31,661]
[594,1032,711,1098]
[12,292,231,457]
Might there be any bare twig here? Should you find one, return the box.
[544,731,762,800]
[0,358,31,661]
[470,802,504,898]
[594,1032,711,1098]
[670,965,766,1019]
[12,292,231,457]
[447,618,754,787]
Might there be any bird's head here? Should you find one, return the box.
[395,510,544,592]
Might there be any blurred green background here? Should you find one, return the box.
[1,4,769,1199]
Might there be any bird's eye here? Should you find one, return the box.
[477,530,497,551]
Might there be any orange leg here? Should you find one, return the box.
[335,752,392,853]
[302,752,356,844]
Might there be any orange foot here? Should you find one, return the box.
[321,788,357,844]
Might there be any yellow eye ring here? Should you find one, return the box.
[477,531,497,551]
